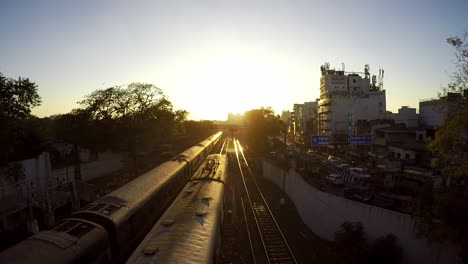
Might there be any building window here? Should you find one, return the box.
[405,153,410,160]
[397,153,401,159]
[353,79,356,83]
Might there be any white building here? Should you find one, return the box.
[292,103,303,136]
[393,106,418,128]
[318,65,386,135]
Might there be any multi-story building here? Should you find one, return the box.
[302,101,318,135]
[281,110,293,131]
[318,64,386,136]
[292,103,304,136]
[419,92,462,128]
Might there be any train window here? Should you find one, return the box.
[100,204,121,216]
[89,203,106,212]
[54,220,80,232]
[67,223,94,238]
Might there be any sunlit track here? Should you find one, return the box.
[234,138,297,264]
[220,137,229,155]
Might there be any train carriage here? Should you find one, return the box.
[126,154,228,264]
[0,219,110,264]
[0,132,223,264]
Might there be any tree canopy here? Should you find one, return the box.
[243,107,283,153]
[428,31,468,178]
[0,73,41,120]
[55,83,188,154]
[0,73,42,164]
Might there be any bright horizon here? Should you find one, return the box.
[1,0,467,120]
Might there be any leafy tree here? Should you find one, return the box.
[333,222,368,264]
[0,73,42,164]
[75,83,188,175]
[0,73,41,119]
[428,31,468,178]
[366,234,403,264]
[243,107,283,154]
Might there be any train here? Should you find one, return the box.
[126,153,228,264]
[0,132,223,264]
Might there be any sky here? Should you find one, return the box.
[1,0,467,120]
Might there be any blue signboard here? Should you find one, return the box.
[311,136,330,146]
[348,135,372,145]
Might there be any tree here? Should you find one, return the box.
[428,31,468,178]
[243,107,283,154]
[0,73,41,119]
[0,73,42,164]
[333,222,368,264]
[366,234,403,264]
[75,83,189,168]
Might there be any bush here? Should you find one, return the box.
[367,234,403,264]
[333,222,403,264]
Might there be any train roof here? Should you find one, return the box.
[0,219,109,263]
[78,160,187,223]
[191,154,228,183]
[126,156,227,264]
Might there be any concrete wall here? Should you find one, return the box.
[80,152,123,182]
[262,160,458,264]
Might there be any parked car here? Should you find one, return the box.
[343,186,372,202]
[325,173,344,185]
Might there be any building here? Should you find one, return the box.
[419,92,462,128]
[393,106,418,128]
[372,125,430,166]
[302,101,318,136]
[281,110,292,130]
[318,64,386,136]
[292,103,304,137]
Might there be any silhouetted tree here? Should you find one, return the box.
[75,82,188,175]
[243,107,282,154]
[0,73,41,119]
[428,31,468,178]
[0,73,42,164]
[333,222,368,264]
[366,234,403,264]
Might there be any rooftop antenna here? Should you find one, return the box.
[364,64,370,79]
[378,68,384,90]
[342,62,345,72]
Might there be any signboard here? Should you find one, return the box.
[311,136,330,146]
[348,135,372,145]
[330,76,346,84]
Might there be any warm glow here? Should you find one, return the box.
[168,46,295,120]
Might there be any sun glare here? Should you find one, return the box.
[181,51,288,120]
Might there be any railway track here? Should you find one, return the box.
[233,138,297,264]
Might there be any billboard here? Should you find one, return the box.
[311,136,330,146]
[348,135,372,145]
